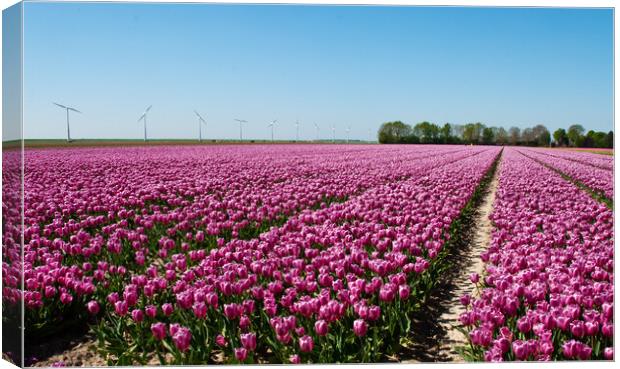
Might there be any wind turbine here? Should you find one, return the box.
[332,124,336,144]
[53,102,81,143]
[194,110,207,142]
[137,105,152,142]
[267,120,277,142]
[234,119,247,141]
[295,120,300,142]
[314,123,320,142]
[346,125,351,144]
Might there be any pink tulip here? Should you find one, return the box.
[172,326,192,352]
[151,322,167,340]
[353,319,368,337]
[86,300,100,315]
[131,309,144,323]
[145,305,157,319]
[314,320,328,336]
[298,335,314,353]
[240,332,257,351]
[162,303,174,316]
[215,334,227,347]
[234,347,248,362]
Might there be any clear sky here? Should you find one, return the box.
[18,2,613,140]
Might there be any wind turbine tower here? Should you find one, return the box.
[194,110,207,142]
[234,119,247,140]
[332,124,336,144]
[137,105,152,141]
[53,102,81,143]
[268,120,277,142]
[314,123,320,142]
[295,120,300,142]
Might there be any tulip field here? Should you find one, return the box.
[1,144,614,364]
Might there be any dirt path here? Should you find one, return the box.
[433,160,500,361]
[394,155,501,363]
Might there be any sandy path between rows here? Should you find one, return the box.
[434,158,500,361]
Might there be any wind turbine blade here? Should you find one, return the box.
[145,105,152,113]
[68,107,82,113]
[53,102,68,109]
[138,113,146,122]
[195,110,206,121]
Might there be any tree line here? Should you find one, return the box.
[377,121,613,148]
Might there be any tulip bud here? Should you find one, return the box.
[469,273,480,284]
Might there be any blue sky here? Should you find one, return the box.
[16,2,614,140]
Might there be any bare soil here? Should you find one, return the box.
[29,334,104,367]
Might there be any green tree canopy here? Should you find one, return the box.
[378,121,412,144]
[553,128,568,146]
[567,124,585,146]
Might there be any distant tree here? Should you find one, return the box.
[473,123,485,144]
[440,123,452,144]
[553,128,568,146]
[402,133,420,144]
[592,131,607,148]
[532,124,551,146]
[413,121,440,144]
[482,127,495,145]
[521,128,535,146]
[451,124,464,141]
[582,130,596,148]
[496,127,508,145]
[462,123,484,144]
[508,127,521,146]
[377,120,610,148]
[378,121,412,144]
[567,124,585,147]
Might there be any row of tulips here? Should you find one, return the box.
[459,148,613,361]
[91,147,501,364]
[527,148,613,171]
[5,146,484,338]
[520,148,613,200]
